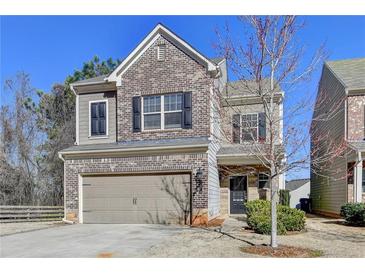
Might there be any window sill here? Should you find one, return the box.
[141,128,185,133]
[88,135,109,140]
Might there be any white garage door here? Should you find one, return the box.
[81,173,191,224]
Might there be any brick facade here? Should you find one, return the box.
[347,95,365,141]
[64,153,209,222]
[117,35,213,142]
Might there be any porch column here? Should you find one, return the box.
[354,158,363,203]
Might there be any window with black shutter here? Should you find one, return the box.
[232,112,266,143]
[140,92,190,131]
[90,101,107,136]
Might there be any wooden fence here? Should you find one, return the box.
[0,205,64,223]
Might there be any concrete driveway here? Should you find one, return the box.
[0,224,186,258]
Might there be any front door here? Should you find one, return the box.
[230,176,248,214]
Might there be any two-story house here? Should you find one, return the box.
[311,58,365,217]
[59,24,284,225]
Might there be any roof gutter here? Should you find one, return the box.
[58,143,209,158]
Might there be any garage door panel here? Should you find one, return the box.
[82,188,133,198]
[83,211,137,224]
[135,197,188,211]
[82,173,190,224]
[83,197,135,211]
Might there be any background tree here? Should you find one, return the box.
[215,16,344,247]
[0,72,42,205]
[0,56,121,205]
[35,56,121,205]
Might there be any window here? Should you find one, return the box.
[142,93,183,130]
[242,113,258,141]
[90,101,107,136]
[258,173,269,189]
[143,96,161,130]
[164,93,182,129]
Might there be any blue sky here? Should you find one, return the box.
[1,16,365,179]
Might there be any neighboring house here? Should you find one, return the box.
[59,24,284,225]
[286,179,310,209]
[311,58,365,217]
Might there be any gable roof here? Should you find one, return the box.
[106,23,218,85]
[325,58,365,90]
[226,79,283,97]
[70,74,109,86]
[285,179,310,192]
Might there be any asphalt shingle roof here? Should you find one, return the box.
[226,79,282,97]
[71,74,108,86]
[326,58,365,90]
[349,141,365,152]
[210,57,225,65]
[60,136,210,153]
[285,179,310,192]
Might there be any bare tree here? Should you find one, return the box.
[214,16,345,247]
[0,72,43,205]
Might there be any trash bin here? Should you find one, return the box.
[299,198,312,213]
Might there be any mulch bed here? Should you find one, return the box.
[240,226,306,235]
[240,245,323,258]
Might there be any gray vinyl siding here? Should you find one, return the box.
[78,91,117,145]
[208,140,220,219]
[207,69,225,219]
[310,65,347,214]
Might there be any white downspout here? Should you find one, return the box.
[354,151,363,203]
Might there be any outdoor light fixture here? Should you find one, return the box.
[195,167,203,192]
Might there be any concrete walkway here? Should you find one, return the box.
[0,224,186,258]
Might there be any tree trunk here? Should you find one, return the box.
[270,175,279,248]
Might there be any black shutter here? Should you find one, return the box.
[99,103,106,135]
[183,92,192,129]
[91,103,98,135]
[258,112,266,142]
[232,114,241,143]
[132,96,141,132]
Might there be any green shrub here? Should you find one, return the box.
[340,203,365,226]
[278,205,306,231]
[245,200,306,235]
[279,189,290,206]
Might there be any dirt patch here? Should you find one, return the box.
[191,218,225,228]
[240,245,323,258]
[97,252,114,258]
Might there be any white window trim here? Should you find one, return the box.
[241,112,259,143]
[88,99,109,138]
[141,94,183,131]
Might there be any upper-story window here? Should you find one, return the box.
[242,114,258,141]
[142,93,183,130]
[143,96,161,130]
[90,100,107,137]
[132,92,191,133]
[233,112,266,143]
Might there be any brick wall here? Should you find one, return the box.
[64,153,208,221]
[347,95,365,141]
[117,35,213,142]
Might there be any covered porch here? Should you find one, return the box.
[217,152,285,216]
[348,143,365,203]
